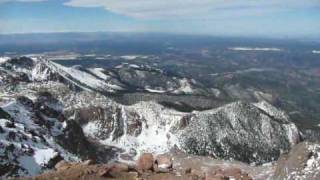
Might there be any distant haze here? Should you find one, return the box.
[0,0,320,38]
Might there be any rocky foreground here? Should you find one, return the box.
[14,142,320,180]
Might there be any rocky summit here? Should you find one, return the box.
[0,56,319,179]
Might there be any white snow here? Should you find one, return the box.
[120,55,139,60]
[120,55,148,60]
[55,63,105,88]
[129,64,140,68]
[173,78,194,94]
[33,148,58,166]
[83,121,100,136]
[31,62,52,81]
[145,88,167,93]
[50,62,124,91]
[88,68,110,80]
[115,64,124,69]
[84,54,96,57]
[229,47,282,52]
[0,56,10,64]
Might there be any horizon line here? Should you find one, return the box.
[1,30,319,41]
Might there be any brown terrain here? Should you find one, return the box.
[15,152,254,180]
[13,141,320,180]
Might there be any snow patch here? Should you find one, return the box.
[129,64,140,68]
[88,68,110,80]
[173,78,194,94]
[145,88,167,93]
[34,148,58,166]
[50,62,124,92]
[120,55,139,60]
[120,55,148,60]
[0,56,10,64]
[83,121,100,136]
[229,47,282,52]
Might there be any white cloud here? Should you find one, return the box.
[63,0,320,19]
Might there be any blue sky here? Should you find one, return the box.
[0,0,320,38]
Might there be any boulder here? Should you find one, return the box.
[110,163,129,173]
[98,166,112,178]
[184,167,192,174]
[136,153,154,171]
[204,167,252,180]
[222,167,242,177]
[155,155,173,169]
[222,167,252,180]
[55,160,71,171]
[206,173,228,180]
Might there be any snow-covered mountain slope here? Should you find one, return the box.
[0,97,80,178]
[0,56,61,82]
[0,56,122,93]
[72,99,300,164]
[48,62,125,93]
[177,101,300,164]
[81,101,185,159]
[0,91,116,178]
[0,56,207,95]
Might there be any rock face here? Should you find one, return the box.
[273,142,320,180]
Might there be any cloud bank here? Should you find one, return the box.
[63,0,320,19]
